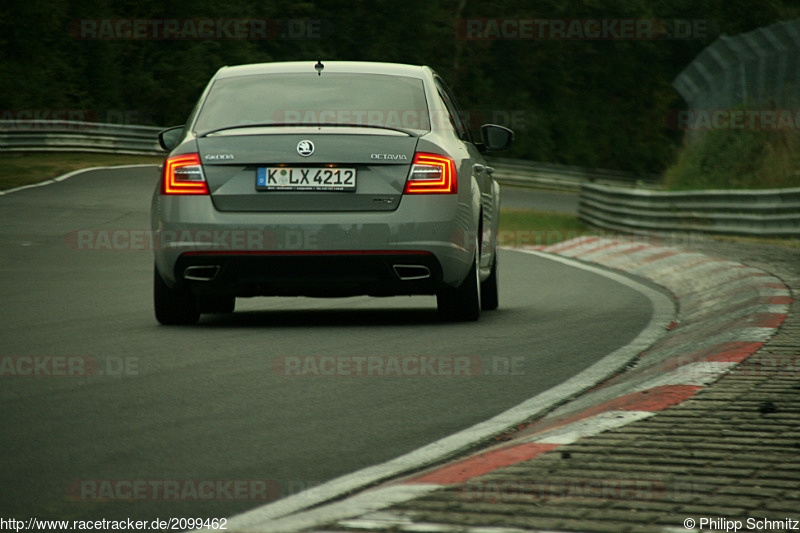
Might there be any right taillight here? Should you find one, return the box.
[162,153,208,195]
[404,152,457,194]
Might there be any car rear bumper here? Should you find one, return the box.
[152,194,478,292]
[172,250,444,297]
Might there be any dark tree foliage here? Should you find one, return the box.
[1,0,798,173]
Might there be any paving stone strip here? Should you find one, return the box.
[323,236,799,533]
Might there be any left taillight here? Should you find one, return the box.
[162,153,208,195]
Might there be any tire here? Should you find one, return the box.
[198,295,235,314]
[481,252,499,311]
[437,238,481,322]
[154,266,200,325]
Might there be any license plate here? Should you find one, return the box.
[256,167,356,191]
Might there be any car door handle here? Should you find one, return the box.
[473,164,485,173]
[485,166,495,175]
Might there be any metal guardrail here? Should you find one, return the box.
[0,120,163,155]
[579,182,800,237]
[3,120,797,237]
[488,157,660,192]
[0,121,657,189]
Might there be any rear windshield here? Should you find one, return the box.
[194,73,431,135]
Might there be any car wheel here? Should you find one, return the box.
[154,266,200,325]
[198,295,235,314]
[437,238,481,322]
[481,252,499,311]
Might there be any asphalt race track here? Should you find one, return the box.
[0,166,655,522]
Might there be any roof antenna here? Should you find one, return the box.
[314,60,324,76]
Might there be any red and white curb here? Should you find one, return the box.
[220,237,791,533]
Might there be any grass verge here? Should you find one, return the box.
[663,127,800,190]
[497,208,799,249]
[0,152,164,191]
[498,208,597,247]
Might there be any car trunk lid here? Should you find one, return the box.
[198,130,417,212]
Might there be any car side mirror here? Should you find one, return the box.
[480,124,514,151]
[158,126,185,151]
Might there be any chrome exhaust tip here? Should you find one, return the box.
[183,265,220,281]
[393,264,431,281]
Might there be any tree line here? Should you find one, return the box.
[1,0,798,174]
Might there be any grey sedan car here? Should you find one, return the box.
[152,61,513,325]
